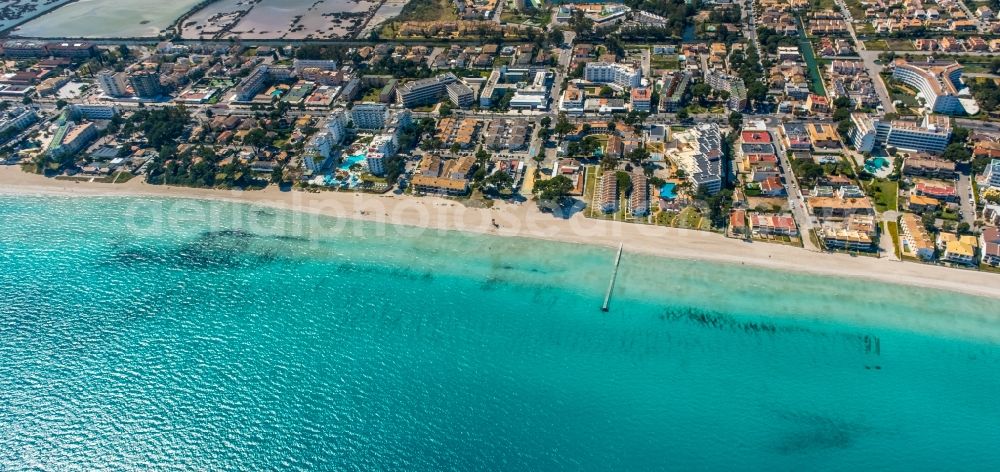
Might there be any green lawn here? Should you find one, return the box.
[864,40,889,51]
[844,0,866,17]
[360,88,382,102]
[583,165,598,217]
[885,221,901,259]
[885,39,915,51]
[869,180,898,212]
[650,55,680,70]
[655,210,675,226]
[808,0,837,10]
[891,92,919,107]
[654,206,707,229]
[392,0,457,22]
[960,63,994,74]
[940,207,960,221]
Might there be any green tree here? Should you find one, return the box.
[615,171,632,194]
[728,111,743,131]
[270,165,285,183]
[244,128,269,152]
[439,101,454,117]
[553,113,574,137]
[548,29,564,47]
[941,143,971,162]
[484,171,514,195]
[836,119,853,138]
[950,126,970,145]
[533,175,574,207]
[570,9,594,35]
[625,146,649,166]
[690,83,711,106]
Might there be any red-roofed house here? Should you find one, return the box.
[915,182,958,202]
[760,176,786,196]
[741,130,772,144]
[630,87,652,112]
[806,94,830,113]
[743,153,780,181]
[730,209,748,236]
[750,213,798,236]
[982,227,1000,267]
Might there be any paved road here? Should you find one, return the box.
[957,172,976,225]
[742,0,765,66]
[956,118,1000,133]
[835,0,896,114]
[965,72,1000,79]
[522,29,576,192]
[879,210,900,261]
[886,50,1000,58]
[954,0,985,34]
[770,120,821,252]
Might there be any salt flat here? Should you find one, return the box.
[182,0,387,40]
[0,0,76,32]
[13,0,204,38]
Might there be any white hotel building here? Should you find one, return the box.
[849,113,952,154]
[351,102,389,130]
[984,159,1000,190]
[666,123,725,194]
[891,59,977,115]
[584,62,641,88]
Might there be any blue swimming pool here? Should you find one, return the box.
[864,157,888,174]
[660,183,677,200]
[339,154,366,171]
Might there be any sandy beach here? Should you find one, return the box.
[4,165,1000,299]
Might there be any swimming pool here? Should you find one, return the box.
[659,183,677,200]
[339,154,366,171]
[864,157,888,174]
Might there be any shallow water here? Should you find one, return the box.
[14,0,204,38]
[1,196,999,470]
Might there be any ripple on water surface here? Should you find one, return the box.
[1,196,999,470]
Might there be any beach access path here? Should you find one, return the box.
[3,165,1000,300]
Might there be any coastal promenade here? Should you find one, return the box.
[4,166,1000,300]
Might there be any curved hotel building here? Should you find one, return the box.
[891,59,974,115]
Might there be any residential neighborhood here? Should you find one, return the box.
[1,0,1000,276]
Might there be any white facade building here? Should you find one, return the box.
[584,62,641,88]
[351,102,389,129]
[0,107,37,138]
[365,134,398,176]
[849,113,951,154]
[667,123,725,194]
[70,104,119,120]
[984,159,1000,190]
[327,109,348,144]
[891,60,976,115]
[96,71,128,98]
[303,131,334,173]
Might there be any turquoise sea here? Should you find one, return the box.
[2,195,1000,470]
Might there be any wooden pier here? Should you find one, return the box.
[601,243,624,312]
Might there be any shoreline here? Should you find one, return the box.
[4,166,1000,300]
[0,0,78,35]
